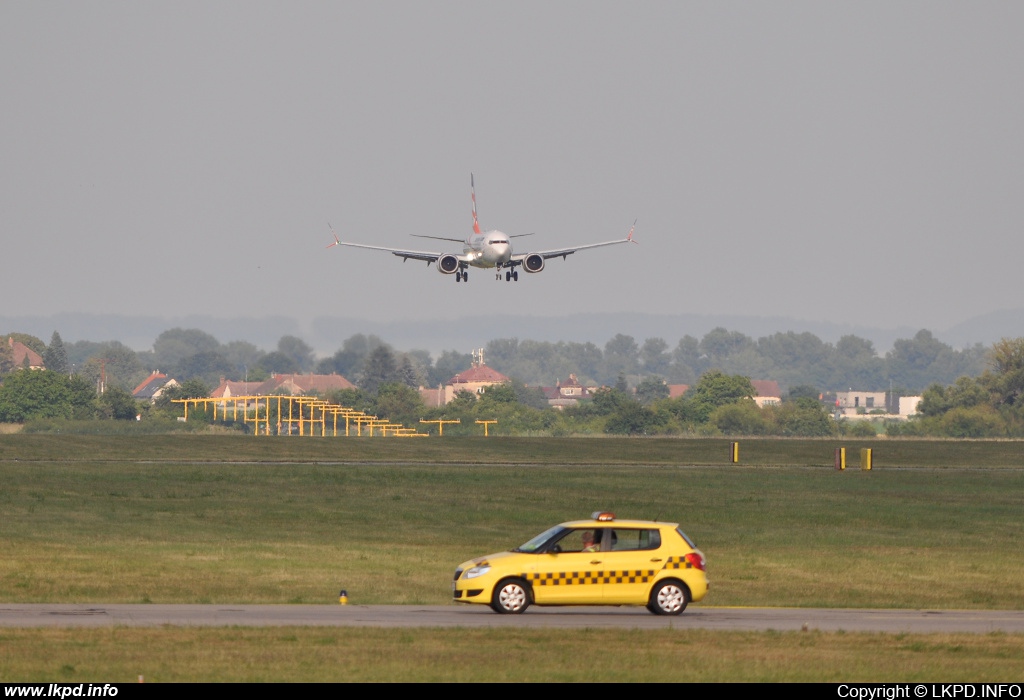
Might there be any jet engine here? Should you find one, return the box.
[436,254,460,274]
[522,254,545,274]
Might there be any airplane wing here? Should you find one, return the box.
[326,225,446,265]
[508,222,637,263]
[334,240,443,264]
[411,234,466,243]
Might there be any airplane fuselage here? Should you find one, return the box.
[463,230,512,269]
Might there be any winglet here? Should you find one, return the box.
[326,223,341,249]
[627,219,639,244]
[471,173,481,235]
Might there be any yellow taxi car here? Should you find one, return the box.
[452,512,708,615]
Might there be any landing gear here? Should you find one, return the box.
[503,270,519,282]
[456,270,468,282]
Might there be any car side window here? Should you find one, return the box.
[549,529,603,553]
[609,529,661,551]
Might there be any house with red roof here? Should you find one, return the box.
[664,380,779,406]
[538,374,595,409]
[667,384,690,399]
[6,337,44,370]
[255,373,356,396]
[449,362,510,390]
[132,371,179,402]
[210,378,263,399]
[751,380,782,407]
[420,348,511,406]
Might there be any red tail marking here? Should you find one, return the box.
[627,220,638,244]
[326,223,341,248]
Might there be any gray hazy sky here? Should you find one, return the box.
[2,2,1021,332]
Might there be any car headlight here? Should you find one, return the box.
[464,565,491,580]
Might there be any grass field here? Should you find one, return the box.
[3,433,1024,467]
[1,434,1022,681]
[2,628,1022,682]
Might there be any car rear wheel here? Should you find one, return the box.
[648,580,688,615]
[491,578,530,614]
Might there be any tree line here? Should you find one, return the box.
[482,328,987,391]
[343,339,1024,438]
[2,326,988,395]
[1,327,1019,438]
[887,338,1024,438]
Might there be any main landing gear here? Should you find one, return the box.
[459,268,518,282]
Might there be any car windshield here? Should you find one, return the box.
[512,525,567,553]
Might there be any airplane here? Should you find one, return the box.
[326,174,637,282]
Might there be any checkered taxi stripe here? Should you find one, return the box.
[664,556,694,570]
[523,570,656,586]
[521,557,695,586]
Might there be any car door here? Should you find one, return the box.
[519,528,608,604]
[599,528,664,605]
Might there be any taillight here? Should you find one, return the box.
[685,552,706,571]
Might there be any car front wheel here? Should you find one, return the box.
[648,580,688,615]
[491,578,530,614]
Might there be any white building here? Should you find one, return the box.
[835,390,887,416]
[899,396,923,416]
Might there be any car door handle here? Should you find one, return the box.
[590,560,602,565]
[650,558,663,562]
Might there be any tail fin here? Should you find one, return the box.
[471,173,481,234]
[326,223,341,248]
[627,219,639,244]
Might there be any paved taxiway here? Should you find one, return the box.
[1,605,1021,633]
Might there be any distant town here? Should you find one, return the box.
[1,326,1021,438]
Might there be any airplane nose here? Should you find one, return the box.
[487,243,511,264]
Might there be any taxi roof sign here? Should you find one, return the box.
[590,511,616,522]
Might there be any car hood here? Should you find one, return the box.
[456,550,522,571]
